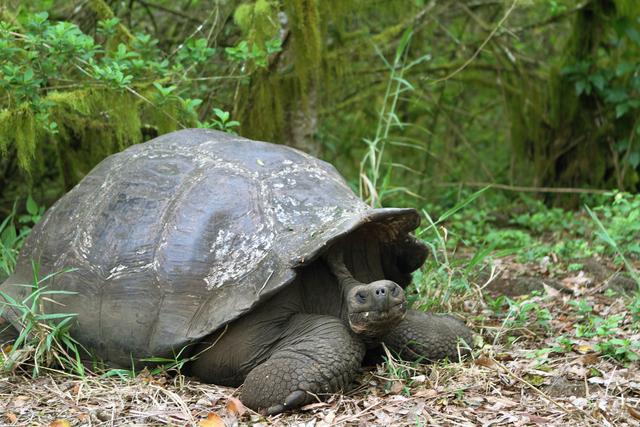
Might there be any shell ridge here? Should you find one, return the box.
[146,157,216,351]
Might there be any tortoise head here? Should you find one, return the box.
[344,279,407,337]
[325,247,407,338]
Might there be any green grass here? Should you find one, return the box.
[0,261,86,377]
[0,196,44,276]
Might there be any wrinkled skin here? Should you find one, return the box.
[189,228,473,414]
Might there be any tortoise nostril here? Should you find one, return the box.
[375,287,386,296]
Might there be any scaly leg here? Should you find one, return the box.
[382,310,472,362]
[240,314,365,414]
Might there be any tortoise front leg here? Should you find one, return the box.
[240,314,365,415]
[382,310,473,362]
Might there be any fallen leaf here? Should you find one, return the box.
[525,414,550,424]
[4,412,17,424]
[575,344,595,354]
[300,401,329,411]
[580,353,600,366]
[198,412,225,427]
[226,397,246,417]
[389,381,404,394]
[494,353,514,362]
[49,421,71,427]
[485,395,518,410]
[628,405,640,421]
[475,355,497,369]
[11,396,29,408]
[543,283,560,297]
[323,411,336,424]
[410,374,426,383]
[413,388,438,399]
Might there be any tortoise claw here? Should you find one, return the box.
[284,389,308,408]
[266,389,308,415]
[266,404,285,415]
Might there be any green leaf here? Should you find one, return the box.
[588,74,605,92]
[626,27,640,45]
[395,28,413,63]
[23,68,34,82]
[213,108,229,123]
[36,312,78,320]
[616,102,630,118]
[616,62,635,76]
[575,80,587,95]
[26,195,38,215]
[29,12,49,27]
[102,369,134,378]
[0,224,17,246]
[605,88,629,104]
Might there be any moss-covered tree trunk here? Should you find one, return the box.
[507,0,639,205]
[234,0,322,155]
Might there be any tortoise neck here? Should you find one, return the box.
[324,246,364,294]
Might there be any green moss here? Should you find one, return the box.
[285,0,321,96]
[233,0,418,147]
[46,89,142,187]
[614,0,639,17]
[0,107,38,173]
[234,4,255,34]
[88,0,135,43]
[233,0,279,46]
[0,87,176,188]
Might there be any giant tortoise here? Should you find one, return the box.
[0,129,472,413]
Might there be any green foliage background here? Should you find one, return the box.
[0,0,639,214]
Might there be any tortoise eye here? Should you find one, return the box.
[355,291,367,304]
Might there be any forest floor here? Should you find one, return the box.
[1,252,639,426]
[1,195,640,426]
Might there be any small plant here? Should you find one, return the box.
[359,28,431,207]
[484,229,533,251]
[595,338,639,363]
[490,295,553,344]
[629,293,640,324]
[0,197,44,276]
[567,262,584,272]
[102,347,193,379]
[515,298,553,329]
[512,207,581,235]
[379,345,420,397]
[575,314,623,339]
[568,299,593,317]
[555,335,576,353]
[412,187,490,310]
[0,262,86,377]
[199,108,241,133]
[485,294,511,315]
[225,38,282,70]
[586,203,640,288]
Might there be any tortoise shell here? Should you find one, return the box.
[1,129,421,364]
